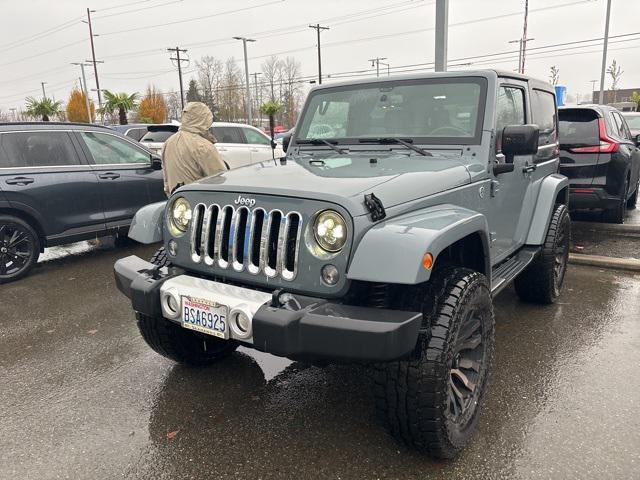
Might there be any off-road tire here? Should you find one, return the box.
[602,178,629,224]
[626,179,639,210]
[514,203,570,304]
[137,247,238,365]
[372,268,495,459]
[0,215,41,284]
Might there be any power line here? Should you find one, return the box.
[0,16,82,51]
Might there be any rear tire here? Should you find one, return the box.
[137,246,238,365]
[514,204,570,304]
[372,268,495,459]
[0,215,40,284]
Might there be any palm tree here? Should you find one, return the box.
[25,97,62,122]
[260,101,283,139]
[101,90,139,125]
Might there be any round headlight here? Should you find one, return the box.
[313,210,347,252]
[168,197,192,235]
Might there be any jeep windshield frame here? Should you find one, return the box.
[294,76,488,147]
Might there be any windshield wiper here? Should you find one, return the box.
[297,138,346,154]
[358,137,432,156]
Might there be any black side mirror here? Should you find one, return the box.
[282,132,292,152]
[501,124,539,163]
[150,155,162,170]
[635,134,640,147]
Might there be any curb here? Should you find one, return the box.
[572,221,640,234]
[569,253,640,272]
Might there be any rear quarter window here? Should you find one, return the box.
[0,131,81,168]
[559,109,599,146]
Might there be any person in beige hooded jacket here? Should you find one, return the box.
[162,102,226,196]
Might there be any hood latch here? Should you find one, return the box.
[364,193,386,222]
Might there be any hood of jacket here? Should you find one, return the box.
[179,102,214,141]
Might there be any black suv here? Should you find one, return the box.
[0,122,165,282]
[558,105,640,223]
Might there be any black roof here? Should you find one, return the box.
[0,122,112,132]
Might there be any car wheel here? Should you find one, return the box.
[626,179,639,210]
[514,204,570,304]
[602,177,629,224]
[0,215,41,284]
[371,267,495,459]
[136,247,239,365]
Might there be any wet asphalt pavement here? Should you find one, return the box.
[1,242,639,480]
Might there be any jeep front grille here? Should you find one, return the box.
[189,204,303,281]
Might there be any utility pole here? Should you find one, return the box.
[72,62,93,122]
[309,24,330,84]
[41,82,47,98]
[598,0,612,105]
[252,72,262,125]
[85,8,103,110]
[168,47,188,110]
[590,79,598,102]
[9,108,17,122]
[435,0,449,72]
[233,36,256,124]
[368,57,388,77]
[509,0,534,74]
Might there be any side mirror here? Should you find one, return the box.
[635,134,640,147]
[150,155,162,170]
[501,124,539,163]
[282,132,292,152]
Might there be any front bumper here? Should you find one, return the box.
[114,255,422,362]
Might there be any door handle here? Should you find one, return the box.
[522,164,537,173]
[217,147,228,152]
[250,148,260,152]
[98,172,120,180]
[6,176,34,185]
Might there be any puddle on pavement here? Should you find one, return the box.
[238,347,293,381]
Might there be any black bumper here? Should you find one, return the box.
[569,187,621,210]
[114,256,422,362]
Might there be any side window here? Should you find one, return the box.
[126,128,147,141]
[211,126,245,144]
[243,128,270,145]
[612,112,630,140]
[0,131,81,168]
[80,132,150,165]
[531,89,558,146]
[496,86,526,134]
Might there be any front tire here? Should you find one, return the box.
[372,268,495,459]
[0,215,40,284]
[137,247,238,365]
[514,203,570,304]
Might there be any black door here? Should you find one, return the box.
[75,130,165,229]
[0,130,105,244]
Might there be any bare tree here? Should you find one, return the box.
[607,59,624,102]
[196,55,223,119]
[165,92,182,121]
[549,65,560,86]
[218,58,244,122]
[261,55,283,102]
[281,56,302,127]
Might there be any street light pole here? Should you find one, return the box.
[233,36,256,124]
[41,82,47,98]
[369,58,388,77]
[309,24,330,84]
[434,0,449,72]
[598,0,612,105]
[86,8,103,110]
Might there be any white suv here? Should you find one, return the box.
[210,122,285,168]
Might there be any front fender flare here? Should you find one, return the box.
[526,174,569,245]
[128,201,166,244]
[347,204,490,285]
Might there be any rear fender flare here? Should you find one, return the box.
[128,201,166,244]
[526,174,569,245]
[347,204,490,285]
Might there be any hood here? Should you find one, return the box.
[179,102,214,140]
[184,152,472,216]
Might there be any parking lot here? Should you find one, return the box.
[1,239,639,480]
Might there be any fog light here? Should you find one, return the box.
[321,264,340,286]
[168,240,178,256]
[165,294,179,315]
[230,308,252,338]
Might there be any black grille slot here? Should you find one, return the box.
[285,214,300,272]
[220,206,233,262]
[267,211,282,270]
[193,205,205,256]
[235,208,249,264]
[207,205,219,258]
[251,210,265,267]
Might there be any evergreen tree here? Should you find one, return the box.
[186,79,201,103]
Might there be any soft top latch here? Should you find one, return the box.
[364,193,386,221]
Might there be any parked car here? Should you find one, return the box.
[139,124,179,155]
[109,123,152,142]
[0,122,165,282]
[210,122,285,168]
[621,111,640,139]
[115,70,569,458]
[558,105,640,222]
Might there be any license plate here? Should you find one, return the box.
[181,296,228,339]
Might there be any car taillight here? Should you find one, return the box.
[569,118,619,153]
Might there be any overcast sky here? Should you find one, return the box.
[1,0,639,111]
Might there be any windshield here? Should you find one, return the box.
[140,130,175,143]
[622,114,640,129]
[296,77,487,145]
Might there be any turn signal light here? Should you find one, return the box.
[422,253,434,270]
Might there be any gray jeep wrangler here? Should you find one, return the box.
[114,70,569,458]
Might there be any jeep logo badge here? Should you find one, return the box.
[234,195,256,208]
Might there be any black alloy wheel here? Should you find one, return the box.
[0,216,40,283]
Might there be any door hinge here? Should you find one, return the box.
[490,180,500,197]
